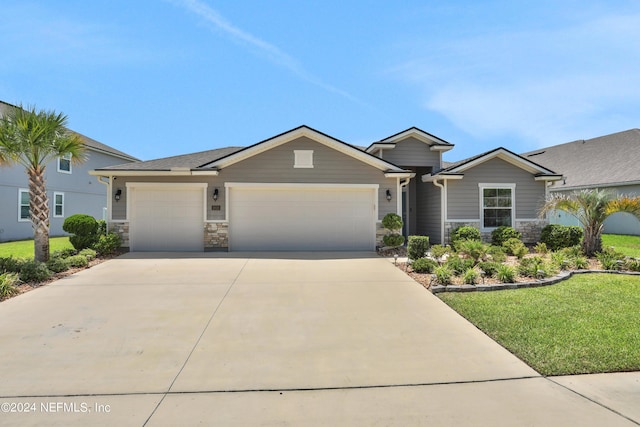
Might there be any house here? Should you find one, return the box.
[91,125,561,252]
[0,101,139,242]
[522,129,640,236]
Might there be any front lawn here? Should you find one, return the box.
[602,234,640,258]
[438,274,640,376]
[0,237,73,259]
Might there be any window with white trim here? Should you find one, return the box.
[18,189,30,221]
[294,150,314,168]
[53,192,64,218]
[480,184,514,229]
[58,153,72,173]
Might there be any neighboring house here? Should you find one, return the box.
[0,101,139,242]
[91,125,561,252]
[522,129,640,236]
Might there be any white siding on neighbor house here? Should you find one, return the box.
[379,137,442,169]
[111,136,400,222]
[446,158,546,221]
[0,150,130,242]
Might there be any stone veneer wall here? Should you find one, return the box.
[375,222,386,248]
[444,219,547,245]
[109,222,130,248]
[204,222,229,249]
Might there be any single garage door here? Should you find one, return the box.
[228,185,376,251]
[129,184,205,251]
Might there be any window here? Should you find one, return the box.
[58,153,72,173]
[480,184,515,229]
[294,150,314,168]
[18,189,30,221]
[53,192,64,218]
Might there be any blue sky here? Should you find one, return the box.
[2,0,639,162]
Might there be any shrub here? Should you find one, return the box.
[626,258,640,272]
[462,268,478,285]
[93,232,122,256]
[412,257,438,273]
[97,220,108,235]
[502,238,528,258]
[78,248,97,261]
[382,213,403,231]
[478,261,501,278]
[540,224,583,251]
[496,264,516,283]
[429,244,450,259]
[46,257,70,273]
[63,214,100,250]
[487,245,507,263]
[534,242,548,254]
[51,248,77,258]
[407,236,430,260]
[434,265,453,285]
[518,256,556,278]
[383,233,405,247]
[455,239,488,263]
[66,255,89,268]
[573,256,589,270]
[491,226,521,246]
[445,256,475,275]
[0,256,26,273]
[19,260,52,283]
[596,247,626,270]
[451,226,481,243]
[0,273,20,299]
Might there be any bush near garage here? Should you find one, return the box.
[407,236,430,260]
[63,214,100,250]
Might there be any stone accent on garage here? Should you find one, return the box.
[205,222,229,249]
[109,222,130,248]
[375,221,386,248]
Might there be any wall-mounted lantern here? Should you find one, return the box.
[114,189,122,202]
[386,189,392,202]
[213,188,219,201]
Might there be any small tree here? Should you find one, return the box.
[63,214,99,250]
[0,104,85,262]
[540,189,640,256]
[381,213,404,247]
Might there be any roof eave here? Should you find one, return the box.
[89,169,219,177]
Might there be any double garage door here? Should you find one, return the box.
[128,184,377,251]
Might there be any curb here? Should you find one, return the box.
[431,270,640,294]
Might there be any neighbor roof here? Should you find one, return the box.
[521,129,640,190]
[99,146,244,171]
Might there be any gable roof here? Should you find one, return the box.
[366,127,454,154]
[94,125,411,176]
[521,128,640,190]
[423,147,561,182]
[0,100,138,163]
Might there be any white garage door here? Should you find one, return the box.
[129,184,204,251]
[229,185,376,251]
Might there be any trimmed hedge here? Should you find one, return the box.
[540,224,584,251]
[63,214,99,250]
[451,226,481,243]
[412,257,438,273]
[407,236,430,260]
[491,226,521,246]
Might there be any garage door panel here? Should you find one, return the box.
[229,187,375,251]
[130,187,204,252]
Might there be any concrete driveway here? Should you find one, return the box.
[0,252,636,426]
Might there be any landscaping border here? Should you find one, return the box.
[431,270,640,294]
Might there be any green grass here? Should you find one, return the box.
[0,237,73,259]
[439,274,640,376]
[602,234,640,257]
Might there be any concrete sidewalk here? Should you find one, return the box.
[0,253,637,426]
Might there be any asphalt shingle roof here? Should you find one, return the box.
[99,146,244,170]
[521,129,640,190]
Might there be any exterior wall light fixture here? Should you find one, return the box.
[386,189,392,201]
[114,189,122,202]
[213,188,219,201]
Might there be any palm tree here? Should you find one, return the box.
[540,189,640,256]
[0,104,85,262]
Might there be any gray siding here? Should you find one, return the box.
[381,137,441,169]
[447,158,546,221]
[112,136,398,222]
[0,150,130,242]
[417,177,442,244]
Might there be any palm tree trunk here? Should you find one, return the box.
[28,167,50,262]
[582,224,603,257]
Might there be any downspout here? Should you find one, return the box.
[96,176,111,222]
[432,179,445,244]
[399,177,410,234]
